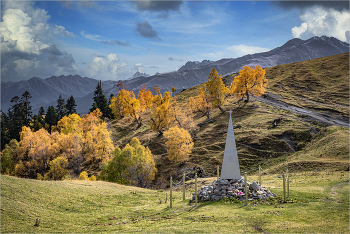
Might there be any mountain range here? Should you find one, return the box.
[1,36,349,115]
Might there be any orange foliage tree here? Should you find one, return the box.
[164,127,194,162]
[149,86,175,135]
[110,89,142,126]
[206,68,228,112]
[229,65,268,102]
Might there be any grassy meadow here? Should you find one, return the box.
[1,170,349,233]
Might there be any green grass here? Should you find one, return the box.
[1,172,349,233]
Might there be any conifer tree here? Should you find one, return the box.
[21,91,32,125]
[8,96,25,142]
[1,111,10,150]
[90,81,112,118]
[56,94,67,120]
[66,96,77,115]
[45,106,58,130]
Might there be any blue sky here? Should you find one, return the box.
[1,0,349,82]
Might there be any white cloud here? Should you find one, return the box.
[86,53,127,79]
[292,22,308,38]
[291,7,350,42]
[80,31,102,41]
[54,25,74,38]
[200,44,270,61]
[1,1,76,81]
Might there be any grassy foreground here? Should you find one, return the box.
[1,171,349,233]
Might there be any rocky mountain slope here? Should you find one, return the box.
[1,36,348,115]
[178,60,213,71]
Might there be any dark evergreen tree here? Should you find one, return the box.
[21,91,32,125]
[38,107,45,128]
[90,81,112,118]
[56,94,67,120]
[45,106,58,130]
[1,111,10,150]
[66,95,77,115]
[7,96,25,142]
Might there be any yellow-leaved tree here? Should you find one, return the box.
[164,127,194,162]
[17,126,60,178]
[229,65,268,102]
[149,86,175,135]
[111,89,142,126]
[188,85,213,120]
[206,68,228,112]
[137,84,153,112]
[100,137,157,187]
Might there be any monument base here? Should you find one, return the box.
[221,162,241,180]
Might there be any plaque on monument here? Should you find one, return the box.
[220,110,241,180]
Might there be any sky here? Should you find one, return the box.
[1,0,349,82]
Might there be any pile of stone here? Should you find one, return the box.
[190,178,277,203]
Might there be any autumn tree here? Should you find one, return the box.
[137,84,153,112]
[149,86,175,135]
[17,127,59,178]
[44,156,69,180]
[206,68,228,112]
[229,65,268,102]
[124,137,157,188]
[188,85,213,120]
[100,138,156,188]
[99,147,128,184]
[164,127,194,162]
[111,89,142,126]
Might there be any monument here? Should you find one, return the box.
[220,110,241,180]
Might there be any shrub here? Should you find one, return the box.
[79,171,88,180]
[45,156,69,180]
[36,173,44,180]
[89,175,96,181]
[62,174,72,180]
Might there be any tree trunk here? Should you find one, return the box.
[218,106,225,113]
[246,92,250,102]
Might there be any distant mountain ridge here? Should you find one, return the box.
[178,60,213,71]
[1,36,349,115]
[1,75,114,114]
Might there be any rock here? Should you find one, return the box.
[212,195,221,201]
[251,181,260,191]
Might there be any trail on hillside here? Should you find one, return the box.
[251,95,349,128]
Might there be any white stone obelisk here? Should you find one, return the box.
[220,110,241,180]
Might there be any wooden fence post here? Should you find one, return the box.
[259,165,261,185]
[183,172,185,201]
[244,172,248,206]
[283,173,286,203]
[287,168,289,198]
[195,173,198,206]
[170,177,172,208]
[217,166,219,180]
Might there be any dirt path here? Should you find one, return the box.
[252,96,349,128]
[330,182,349,197]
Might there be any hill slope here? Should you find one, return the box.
[1,172,349,233]
[110,52,349,184]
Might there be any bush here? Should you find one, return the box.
[79,171,88,180]
[89,175,96,181]
[62,174,72,180]
[45,156,69,180]
[36,173,44,180]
